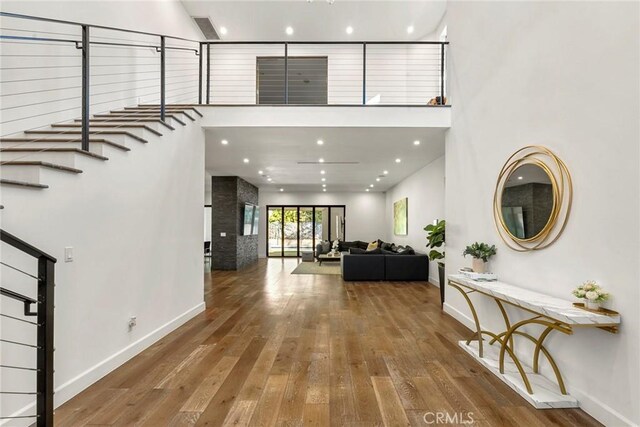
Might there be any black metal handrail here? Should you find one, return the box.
[0,229,56,426]
[0,11,200,150]
[200,40,448,107]
[1,11,449,150]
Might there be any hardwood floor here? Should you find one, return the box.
[55,258,600,426]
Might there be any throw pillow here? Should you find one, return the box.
[321,241,331,253]
[398,245,415,255]
[349,248,366,254]
[366,241,379,251]
[381,249,398,255]
[380,242,392,251]
[365,247,382,254]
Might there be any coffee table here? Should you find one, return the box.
[318,253,341,266]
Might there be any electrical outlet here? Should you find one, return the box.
[220,232,226,237]
[128,316,137,330]
[64,247,73,262]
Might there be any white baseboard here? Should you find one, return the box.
[54,301,205,406]
[429,275,440,286]
[442,303,636,426]
[1,301,205,426]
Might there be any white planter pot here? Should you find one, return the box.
[585,300,600,310]
[472,258,486,273]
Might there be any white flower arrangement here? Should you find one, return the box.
[332,240,340,252]
[572,280,609,303]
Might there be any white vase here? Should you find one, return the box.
[585,300,600,310]
[472,258,486,273]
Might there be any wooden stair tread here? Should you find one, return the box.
[51,123,162,136]
[135,105,203,117]
[93,114,186,126]
[112,109,195,121]
[25,130,147,143]
[0,161,82,173]
[0,179,48,189]
[0,148,108,160]
[124,105,204,117]
[0,138,130,151]
[73,118,175,130]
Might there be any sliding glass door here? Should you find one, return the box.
[266,205,346,257]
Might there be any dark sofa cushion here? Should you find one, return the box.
[350,247,382,255]
[342,254,385,281]
[339,241,361,251]
[398,245,415,255]
[385,254,429,281]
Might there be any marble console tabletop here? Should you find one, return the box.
[448,274,620,326]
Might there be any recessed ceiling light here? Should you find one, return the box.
[413,140,420,146]
[279,188,284,192]
[323,189,327,192]
[322,184,326,188]
[286,26,294,35]
[370,184,374,188]
[317,139,324,145]
[320,170,325,175]
[395,158,401,163]
[321,178,326,182]
[243,158,249,163]
[258,170,264,175]
[383,170,389,175]
[366,189,370,192]
[407,25,414,34]
[319,158,324,163]
[221,139,228,145]
[267,177,272,182]
[220,26,228,35]
[376,178,380,182]
[518,176,523,180]
[346,26,353,35]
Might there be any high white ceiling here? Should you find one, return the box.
[180,1,446,41]
[205,127,445,192]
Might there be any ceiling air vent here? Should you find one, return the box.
[193,17,219,40]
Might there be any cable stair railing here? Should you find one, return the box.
[0,228,56,426]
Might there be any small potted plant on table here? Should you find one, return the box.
[425,220,445,306]
[572,280,609,310]
[463,242,497,273]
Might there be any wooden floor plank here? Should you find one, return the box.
[55,259,602,427]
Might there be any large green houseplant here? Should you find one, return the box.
[425,220,446,306]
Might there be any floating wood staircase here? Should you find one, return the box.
[0,105,201,189]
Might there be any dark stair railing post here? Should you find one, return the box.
[362,42,367,105]
[160,35,166,121]
[206,43,210,104]
[36,256,55,427]
[284,42,288,105]
[81,25,89,151]
[440,42,445,105]
[198,42,203,104]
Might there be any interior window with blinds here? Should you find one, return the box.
[257,57,328,104]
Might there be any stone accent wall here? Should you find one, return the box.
[211,176,258,270]
[236,178,259,270]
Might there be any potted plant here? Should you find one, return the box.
[425,220,445,306]
[572,280,609,310]
[463,242,497,273]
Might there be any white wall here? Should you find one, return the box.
[0,1,202,136]
[0,119,205,422]
[444,2,639,426]
[385,156,445,284]
[257,191,386,257]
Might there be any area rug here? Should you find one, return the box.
[291,261,341,275]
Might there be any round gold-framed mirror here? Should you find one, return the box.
[493,146,572,251]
